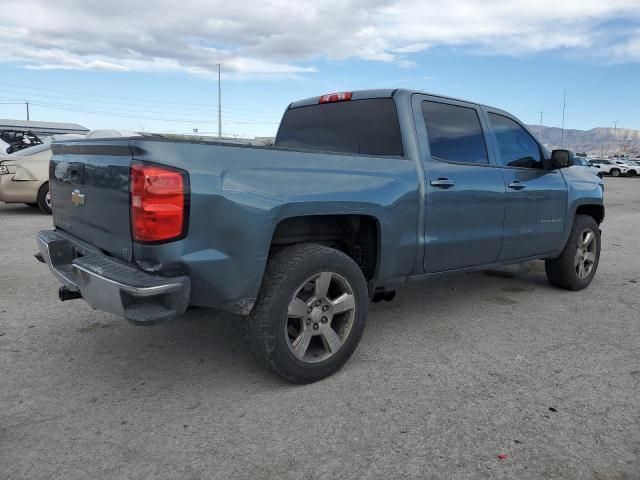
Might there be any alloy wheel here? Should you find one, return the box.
[285,271,356,363]
[575,228,597,280]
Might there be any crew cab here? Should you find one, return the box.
[36,89,604,383]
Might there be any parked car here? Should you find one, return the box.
[574,157,603,178]
[36,89,604,383]
[589,159,628,177]
[627,160,640,175]
[0,140,57,213]
[0,131,44,154]
[0,130,138,214]
[619,160,638,176]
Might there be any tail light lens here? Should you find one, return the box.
[130,163,188,243]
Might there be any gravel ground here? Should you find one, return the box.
[1,178,639,480]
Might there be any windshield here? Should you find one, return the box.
[275,98,404,156]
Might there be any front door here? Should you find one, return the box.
[415,96,506,273]
[483,110,568,261]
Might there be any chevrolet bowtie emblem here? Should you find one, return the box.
[71,189,85,207]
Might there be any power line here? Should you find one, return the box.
[0,82,279,115]
[0,91,278,121]
[29,101,279,125]
[21,98,277,123]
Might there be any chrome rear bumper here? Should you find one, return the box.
[36,230,190,323]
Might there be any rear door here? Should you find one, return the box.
[50,139,134,261]
[413,95,506,273]
[483,109,568,261]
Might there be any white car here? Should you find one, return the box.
[574,157,603,178]
[588,159,628,177]
[0,130,139,214]
[625,160,640,176]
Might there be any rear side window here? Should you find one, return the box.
[275,98,403,156]
[488,113,543,169]
[421,101,488,164]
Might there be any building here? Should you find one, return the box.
[0,119,89,137]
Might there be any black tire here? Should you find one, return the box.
[247,243,369,383]
[545,215,600,291]
[628,170,637,176]
[610,169,621,177]
[36,182,52,214]
[25,203,39,208]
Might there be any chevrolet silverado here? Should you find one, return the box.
[36,89,604,383]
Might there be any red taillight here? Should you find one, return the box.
[318,92,352,104]
[130,163,187,243]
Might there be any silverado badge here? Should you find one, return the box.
[71,189,85,207]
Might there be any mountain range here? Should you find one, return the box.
[527,125,640,157]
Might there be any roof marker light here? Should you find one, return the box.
[319,92,353,104]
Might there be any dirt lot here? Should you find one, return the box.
[1,178,639,480]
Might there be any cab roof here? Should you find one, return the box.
[288,88,503,112]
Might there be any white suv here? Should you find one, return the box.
[622,160,640,176]
[589,159,628,177]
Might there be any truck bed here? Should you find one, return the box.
[49,136,420,313]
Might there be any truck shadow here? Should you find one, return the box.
[65,261,555,389]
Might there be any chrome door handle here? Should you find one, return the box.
[430,178,455,189]
[508,181,526,190]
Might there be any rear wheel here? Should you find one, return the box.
[36,182,52,214]
[247,243,368,383]
[610,169,621,177]
[545,215,600,290]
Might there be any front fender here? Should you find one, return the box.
[555,168,604,256]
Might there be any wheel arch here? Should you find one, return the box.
[575,204,605,225]
[269,214,382,285]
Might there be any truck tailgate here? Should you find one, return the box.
[50,140,133,262]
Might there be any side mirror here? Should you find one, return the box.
[550,149,574,169]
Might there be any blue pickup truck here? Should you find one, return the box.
[36,89,604,383]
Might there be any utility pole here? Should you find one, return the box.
[217,63,222,138]
[25,101,30,121]
[538,111,544,140]
[560,90,566,148]
[613,120,619,157]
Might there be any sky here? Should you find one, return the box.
[0,0,639,138]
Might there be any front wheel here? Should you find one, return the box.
[545,215,600,290]
[36,182,52,214]
[247,243,369,383]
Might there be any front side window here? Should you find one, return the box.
[421,101,488,164]
[488,113,543,169]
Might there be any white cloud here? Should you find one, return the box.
[0,0,639,77]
